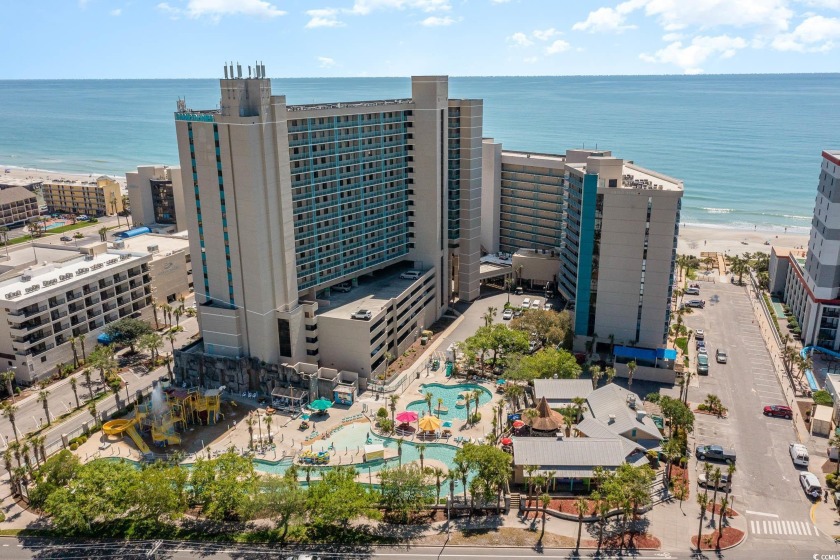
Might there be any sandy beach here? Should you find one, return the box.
[1,162,810,255]
[0,164,125,188]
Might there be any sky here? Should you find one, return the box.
[3,0,840,78]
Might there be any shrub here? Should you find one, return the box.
[813,390,834,407]
[469,412,482,423]
[376,407,388,419]
[69,443,78,451]
[697,403,709,411]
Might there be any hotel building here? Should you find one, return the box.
[0,243,153,385]
[481,142,683,352]
[126,165,187,232]
[0,187,40,227]
[772,150,840,350]
[173,66,482,386]
[42,176,124,217]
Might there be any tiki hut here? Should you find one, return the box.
[523,396,564,433]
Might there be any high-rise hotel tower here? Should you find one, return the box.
[174,65,482,378]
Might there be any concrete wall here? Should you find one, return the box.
[480,139,502,255]
[454,99,483,302]
[614,362,676,385]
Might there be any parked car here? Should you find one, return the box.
[764,404,793,419]
[698,347,708,355]
[531,299,542,309]
[60,235,72,242]
[514,287,524,295]
[695,329,705,340]
[685,287,701,295]
[351,309,372,320]
[332,282,352,293]
[521,298,531,310]
[696,339,706,351]
[698,471,731,490]
[544,303,553,311]
[697,353,709,375]
[513,309,524,317]
[686,299,706,308]
[800,472,822,500]
[716,349,728,363]
[695,444,736,464]
[502,308,514,320]
[789,443,809,467]
[78,214,89,221]
[400,270,421,280]
[528,340,540,353]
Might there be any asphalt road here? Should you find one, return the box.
[682,281,831,557]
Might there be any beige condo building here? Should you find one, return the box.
[173,66,482,387]
[0,187,40,227]
[125,165,187,232]
[42,176,124,217]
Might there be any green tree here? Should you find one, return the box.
[378,464,433,523]
[482,306,498,327]
[626,360,637,388]
[389,395,399,427]
[88,345,116,387]
[104,318,153,353]
[1,369,15,402]
[69,377,80,409]
[424,391,433,416]
[28,450,80,508]
[539,493,551,540]
[506,347,582,382]
[590,364,604,389]
[658,395,695,438]
[139,332,163,364]
[696,492,709,552]
[575,496,588,551]
[306,466,377,527]
[431,466,446,505]
[1,402,20,443]
[455,443,512,513]
[132,462,189,523]
[255,470,305,541]
[37,390,51,426]
[83,368,95,401]
[510,309,573,348]
[189,449,258,521]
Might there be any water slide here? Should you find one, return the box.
[102,419,151,454]
[800,346,840,392]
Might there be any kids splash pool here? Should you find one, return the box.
[406,383,492,420]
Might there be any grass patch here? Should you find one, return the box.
[675,337,688,354]
[2,222,100,247]
[762,292,783,338]
[686,267,698,280]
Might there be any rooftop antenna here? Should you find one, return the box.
[236,63,242,79]
[261,62,265,77]
[248,65,252,78]
[229,62,234,78]
[224,62,228,79]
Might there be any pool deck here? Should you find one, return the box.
[74,312,505,474]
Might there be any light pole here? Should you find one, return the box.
[124,381,130,404]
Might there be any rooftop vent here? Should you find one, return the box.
[608,414,616,424]
[637,410,647,421]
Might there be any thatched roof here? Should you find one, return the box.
[523,397,564,432]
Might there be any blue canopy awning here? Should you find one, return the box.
[97,332,113,344]
[613,346,657,361]
[657,348,678,360]
[115,226,151,239]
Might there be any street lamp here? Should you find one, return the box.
[124,381,130,404]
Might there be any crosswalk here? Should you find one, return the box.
[749,518,818,537]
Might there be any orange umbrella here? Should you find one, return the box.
[418,415,442,432]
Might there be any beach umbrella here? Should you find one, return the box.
[512,420,525,429]
[418,415,442,432]
[496,379,506,385]
[309,398,333,412]
[396,411,418,423]
[500,437,513,446]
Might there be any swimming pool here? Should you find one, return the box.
[45,221,66,230]
[406,383,493,420]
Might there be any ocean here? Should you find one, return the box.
[1,74,838,232]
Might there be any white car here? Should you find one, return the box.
[521,298,531,309]
[544,303,553,311]
[695,329,705,340]
[698,471,731,490]
[531,299,542,309]
[698,347,708,355]
[502,308,513,320]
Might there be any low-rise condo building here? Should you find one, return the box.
[112,232,192,305]
[126,165,186,232]
[42,176,124,217]
[0,187,40,227]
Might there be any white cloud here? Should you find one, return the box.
[110,8,122,16]
[662,32,682,41]
[532,28,560,40]
[523,56,539,64]
[573,0,645,33]
[772,14,840,50]
[349,0,450,15]
[306,8,345,28]
[491,0,513,3]
[640,34,747,72]
[643,0,792,32]
[318,56,336,68]
[507,32,534,47]
[799,0,840,9]
[157,0,286,19]
[421,15,456,25]
[545,39,571,54]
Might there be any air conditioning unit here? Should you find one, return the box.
[147,244,159,253]
[113,240,125,249]
[21,274,31,282]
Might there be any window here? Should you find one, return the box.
[278,319,292,357]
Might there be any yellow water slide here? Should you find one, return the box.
[102,419,151,454]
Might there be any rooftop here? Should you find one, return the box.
[0,186,37,205]
[287,99,414,112]
[512,437,626,475]
[316,265,426,320]
[0,249,148,304]
[533,379,594,402]
[114,233,189,260]
[0,179,42,189]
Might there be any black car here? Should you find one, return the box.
[695,444,736,463]
[60,236,72,242]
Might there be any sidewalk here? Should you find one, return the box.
[811,496,840,539]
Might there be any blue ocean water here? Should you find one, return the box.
[1,74,838,232]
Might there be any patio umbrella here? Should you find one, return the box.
[418,415,442,432]
[396,411,418,423]
[512,420,525,429]
[500,437,513,446]
[442,420,453,428]
[309,398,333,412]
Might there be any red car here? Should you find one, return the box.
[764,405,793,419]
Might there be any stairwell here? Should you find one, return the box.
[509,493,521,512]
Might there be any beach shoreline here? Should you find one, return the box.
[1,162,810,255]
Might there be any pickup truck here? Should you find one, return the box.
[695,444,736,463]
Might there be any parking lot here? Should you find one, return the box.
[683,281,825,546]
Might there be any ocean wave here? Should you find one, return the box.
[680,221,810,234]
[782,214,811,221]
[701,207,733,214]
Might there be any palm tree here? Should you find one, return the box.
[38,390,51,426]
[417,443,426,471]
[304,465,314,485]
[0,226,8,257]
[98,226,108,242]
[524,464,538,509]
[504,383,524,411]
[1,370,15,402]
[483,306,498,327]
[590,365,603,389]
[151,297,160,330]
[29,435,44,468]
[264,414,273,443]
[605,366,617,385]
[20,440,32,476]
[89,344,115,387]
[560,407,576,437]
[388,395,399,427]
[68,335,80,369]
[1,402,20,443]
[424,392,433,416]
[436,397,444,418]
[246,415,255,450]
[696,492,709,552]
[397,437,404,467]
[166,327,182,354]
[524,407,538,435]
[88,402,98,425]
[465,394,471,425]
[575,496,588,551]
[174,306,183,328]
[431,467,445,505]
[709,467,723,523]
[539,493,551,541]
[83,368,95,401]
[627,360,637,387]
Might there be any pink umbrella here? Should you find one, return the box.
[396,411,418,423]
[512,420,525,429]
[500,437,513,446]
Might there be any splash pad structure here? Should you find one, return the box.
[104,382,223,452]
